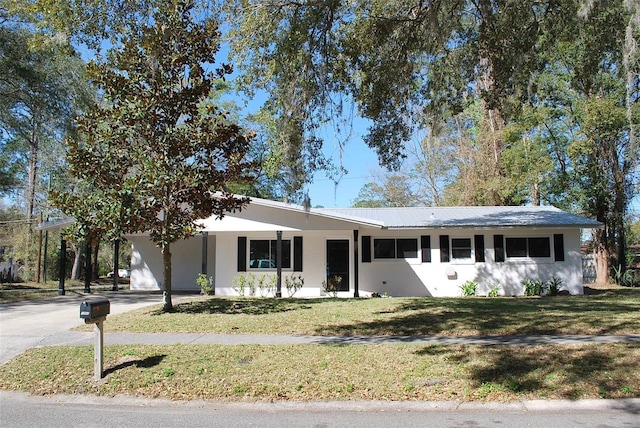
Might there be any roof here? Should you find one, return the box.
[316,205,602,229]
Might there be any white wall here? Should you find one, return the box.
[129,208,585,297]
[357,228,583,297]
[130,234,216,292]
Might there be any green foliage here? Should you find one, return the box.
[284,274,304,297]
[487,285,501,298]
[322,275,342,298]
[196,273,214,295]
[231,273,251,297]
[522,278,566,297]
[613,265,638,287]
[523,279,546,297]
[459,280,478,297]
[52,1,254,311]
[256,274,276,298]
[546,277,564,297]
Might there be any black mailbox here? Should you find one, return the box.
[80,299,110,320]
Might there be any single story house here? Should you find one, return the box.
[128,197,601,297]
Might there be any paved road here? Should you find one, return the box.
[2,390,639,428]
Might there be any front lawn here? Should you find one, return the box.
[96,287,640,336]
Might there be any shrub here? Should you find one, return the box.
[546,276,563,296]
[487,284,501,297]
[257,274,275,297]
[284,274,304,297]
[523,279,546,296]
[196,273,214,295]
[232,273,250,296]
[459,280,478,297]
[322,275,342,297]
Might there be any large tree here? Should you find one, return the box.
[0,22,90,278]
[54,0,254,311]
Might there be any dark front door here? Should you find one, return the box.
[326,239,349,292]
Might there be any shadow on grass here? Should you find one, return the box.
[414,344,640,401]
[103,354,166,377]
[315,297,640,336]
[149,298,328,316]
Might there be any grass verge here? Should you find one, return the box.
[93,288,640,336]
[0,343,638,402]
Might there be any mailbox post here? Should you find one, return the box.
[79,299,110,380]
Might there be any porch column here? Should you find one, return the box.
[276,230,282,297]
[353,230,359,298]
[201,231,208,275]
[58,238,66,296]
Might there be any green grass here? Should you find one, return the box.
[96,287,640,336]
[3,285,639,402]
[1,343,638,401]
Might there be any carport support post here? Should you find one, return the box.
[58,238,66,296]
[112,239,119,291]
[201,231,208,275]
[353,230,359,298]
[276,230,282,297]
[84,240,91,293]
[93,318,105,380]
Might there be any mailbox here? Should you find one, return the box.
[80,299,110,320]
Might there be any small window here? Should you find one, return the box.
[505,237,551,258]
[249,239,291,269]
[451,238,472,259]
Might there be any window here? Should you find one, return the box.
[374,239,395,259]
[397,239,418,258]
[451,238,472,259]
[505,237,551,258]
[373,238,418,259]
[249,239,291,269]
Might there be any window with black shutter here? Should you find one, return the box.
[439,235,450,263]
[421,235,431,263]
[237,237,247,271]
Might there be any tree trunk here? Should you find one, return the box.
[24,118,40,280]
[594,228,610,284]
[92,238,100,280]
[70,241,81,280]
[162,242,173,312]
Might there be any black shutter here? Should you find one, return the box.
[293,236,303,271]
[237,237,247,271]
[494,235,505,263]
[439,235,450,263]
[554,234,565,262]
[421,235,431,263]
[474,235,485,262]
[362,236,371,263]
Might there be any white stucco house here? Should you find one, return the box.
[128,197,601,297]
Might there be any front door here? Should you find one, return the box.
[326,239,349,292]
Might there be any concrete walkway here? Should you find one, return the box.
[2,291,640,366]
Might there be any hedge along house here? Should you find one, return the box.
[128,196,601,297]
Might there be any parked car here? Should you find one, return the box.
[107,269,130,278]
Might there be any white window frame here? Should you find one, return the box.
[449,237,474,264]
